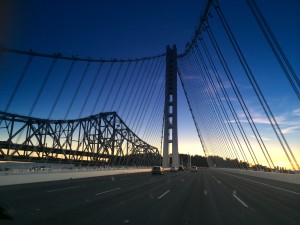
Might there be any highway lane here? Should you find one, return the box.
[210,170,300,224]
[0,169,299,225]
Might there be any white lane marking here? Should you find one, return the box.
[212,175,222,184]
[46,186,80,193]
[233,194,248,208]
[96,187,121,195]
[228,173,300,195]
[158,190,170,199]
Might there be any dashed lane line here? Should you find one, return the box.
[233,194,248,208]
[211,175,222,184]
[158,190,170,199]
[96,187,121,195]
[46,186,81,193]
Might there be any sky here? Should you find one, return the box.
[0,0,299,167]
[175,0,300,168]
[0,0,207,157]
[0,0,205,57]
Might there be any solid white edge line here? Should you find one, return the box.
[96,187,121,195]
[46,186,80,193]
[158,190,170,199]
[233,194,248,208]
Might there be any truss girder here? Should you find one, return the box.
[0,111,159,165]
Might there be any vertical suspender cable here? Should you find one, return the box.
[192,45,247,168]
[79,62,104,118]
[65,60,91,119]
[101,62,124,112]
[132,58,160,130]
[48,59,76,119]
[126,59,153,125]
[136,57,164,134]
[121,61,144,117]
[4,55,33,112]
[91,61,115,115]
[200,32,273,168]
[178,69,209,160]
[214,0,299,170]
[191,50,244,167]
[202,30,274,168]
[123,60,149,122]
[110,62,132,111]
[29,56,58,117]
[247,0,300,101]
[118,62,139,116]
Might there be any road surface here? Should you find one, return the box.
[0,169,299,225]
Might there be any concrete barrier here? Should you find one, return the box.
[0,168,150,186]
[211,167,300,185]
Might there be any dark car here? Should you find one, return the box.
[178,166,184,171]
[191,166,198,172]
[152,166,164,175]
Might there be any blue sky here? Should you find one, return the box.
[0,0,206,156]
[1,0,204,57]
[0,0,299,167]
[176,0,300,168]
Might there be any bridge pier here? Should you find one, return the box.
[163,45,179,168]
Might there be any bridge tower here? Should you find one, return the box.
[163,45,179,168]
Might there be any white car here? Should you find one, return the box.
[152,166,164,175]
[191,166,198,172]
[170,166,177,172]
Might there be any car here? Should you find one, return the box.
[152,166,164,175]
[178,166,184,171]
[170,166,177,172]
[191,166,198,172]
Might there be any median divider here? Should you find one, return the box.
[0,168,150,186]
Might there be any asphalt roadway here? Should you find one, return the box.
[0,169,299,225]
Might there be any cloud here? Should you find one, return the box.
[225,110,300,135]
[280,124,300,134]
[250,135,272,141]
[292,108,300,116]
[252,115,286,125]
[230,111,286,125]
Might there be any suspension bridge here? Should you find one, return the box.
[0,0,300,224]
[0,0,299,171]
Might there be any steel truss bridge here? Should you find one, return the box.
[0,111,160,166]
